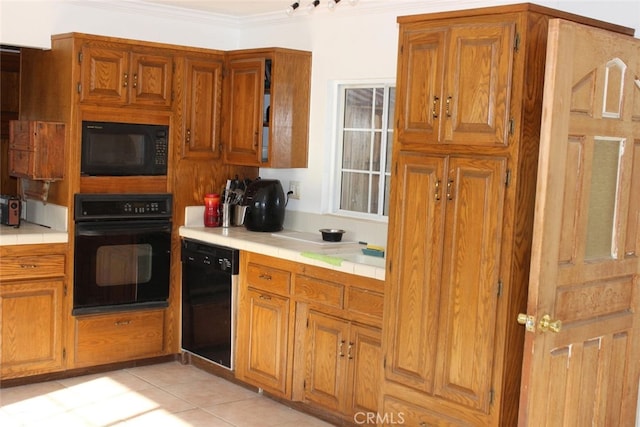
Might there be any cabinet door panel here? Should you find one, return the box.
[304,311,349,412]
[395,27,446,146]
[130,53,173,107]
[237,288,289,395]
[345,324,381,416]
[224,58,264,165]
[443,21,515,145]
[385,152,446,392]
[1,279,64,378]
[436,156,506,411]
[80,46,129,104]
[182,57,223,159]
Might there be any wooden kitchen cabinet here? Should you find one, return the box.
[179,55,224,159]
[222,48,311,168]
[0,244,67,380]
[235,255,293,397]
[79,43,173,108]
[395,17,514,147]
[382,5,632,426]
[302,310,381,419]
[9,120,65,180]
[74,309,165,368]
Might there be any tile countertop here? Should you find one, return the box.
[0,222,69,246]
[179,226,387,281]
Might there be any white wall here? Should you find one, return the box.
[1,0,639,219]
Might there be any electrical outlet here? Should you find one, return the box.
[289,181,301,199]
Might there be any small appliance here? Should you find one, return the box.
[81,121,169,176]
[243,179,286,232]
[0,195,21,226]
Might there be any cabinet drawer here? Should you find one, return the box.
[74,310,164,367]
[294,275,343,308]
[346,287,384,320]
[0,255,65,281]
[246,263,291,295]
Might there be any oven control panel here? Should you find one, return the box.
[75,193,173,220]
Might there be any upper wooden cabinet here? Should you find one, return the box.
[395,16,514,147]
[178,55,224,159]
[79,44,173,108]
[222,48,311,168]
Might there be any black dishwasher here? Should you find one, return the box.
[181,239,239,369]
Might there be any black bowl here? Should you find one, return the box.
[319,228,346,242]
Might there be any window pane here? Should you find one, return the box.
[383,176,390,216]
[342,131,371,170]
[372,132,381,170]
[370,174,379,213]
[585,138,621,259]
[341,171,369,213]
[345,89,373,128]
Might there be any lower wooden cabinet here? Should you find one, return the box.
[74,309,165,368]
[235,287,291,396]
[302,310,381,418]
[0,244,67,380]
[235,252,385,422]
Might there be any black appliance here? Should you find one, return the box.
[243,179,285,232]
[73,193,172,315]
[0,195,20,226]
[81,121,169,176]
[181,239,239,369]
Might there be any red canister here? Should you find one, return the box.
[204,193,220,227]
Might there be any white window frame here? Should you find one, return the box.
[330,82,395,221]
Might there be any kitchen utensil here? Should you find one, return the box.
[319,228,346,242]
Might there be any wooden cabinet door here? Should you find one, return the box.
[236,287,290,396]
[442,20,515,146]
[223,57,264,166]
[182,57,223,159]
[129,52,173,107]
[395,26,446,147]
[80,45,129,104]
[0,279,65,379]
[303,310,349,413]
[344,324,381,417]
[384,152,446,392]
[435,156,506,411]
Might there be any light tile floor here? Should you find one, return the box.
[0,362,335,427]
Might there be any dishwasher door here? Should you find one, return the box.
[181,239,238,369]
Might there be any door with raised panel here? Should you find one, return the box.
[442,19,515,145]
[182,57,223,159]
[345,324,382,417]
[518,20,640,426]
[223,57,264,165]
[129,52,172,107]
[236,287,290,396]
[80,45,129,104]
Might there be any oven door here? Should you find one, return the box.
[73,219,171,314]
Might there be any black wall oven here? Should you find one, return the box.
[73,193,172,315]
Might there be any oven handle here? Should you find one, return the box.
[75,221,172,236]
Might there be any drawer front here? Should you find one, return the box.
[294,275,343,308]
[0,255,65,281]
[246,263,291,295]
[382,395,464,426]
[346,287,384,320]
[74,310,164,367]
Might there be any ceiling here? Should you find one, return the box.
[135,0,309,17]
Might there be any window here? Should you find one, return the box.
[334,84,395,219]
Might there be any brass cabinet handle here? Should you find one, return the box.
[435,179,441,201]
[339,340,345,357]
[432,96,439,119]
[445,95,452,117]
[259,294,272,300]
[20,264,38,269]
[347,342,354,360]
[446,179,454,200]
[133,73,138,88]
[186,129,191,143]
[114,320,131,326]
[258,273,272,280]
[123,73,128,87]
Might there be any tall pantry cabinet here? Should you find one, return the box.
[381,4,632,426]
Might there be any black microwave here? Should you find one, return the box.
[81,121,168,176]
